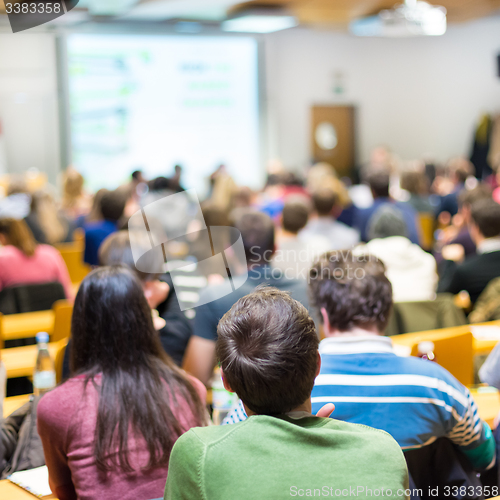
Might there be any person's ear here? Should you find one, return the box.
[320,307,333,336]
[221,369,235,393]
[316,351,321,378]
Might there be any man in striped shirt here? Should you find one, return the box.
[224,250,495,471]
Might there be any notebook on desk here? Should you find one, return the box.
[8,466,53,498]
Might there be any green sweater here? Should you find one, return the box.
[164,415,409,499]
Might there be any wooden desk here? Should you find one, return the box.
[0,480,56,499]
[3,394,31,418]
[2,344,59,379]
[2,311,54,341]
[391,320,500,357]
[471,388,500,428]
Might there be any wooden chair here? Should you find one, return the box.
[55,229,91,284]
[392,328,474,386]
[51,300,73,343]
[418,212,435,251]
[54,338,69,384]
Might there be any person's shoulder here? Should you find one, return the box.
[37,377,90,422]
[456,253,486,273]
[322,418,403,455]
[0,245,20,259]
[176,420,242,449]
[36,244,61,257]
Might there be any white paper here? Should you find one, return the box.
[8,465,52,498]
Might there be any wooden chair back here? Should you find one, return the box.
[55,229,91,284]
[51,300,73,343]
[393,328,474,387]
[0,312,3,350]
[54,338,69,384]
[418,212,435,251]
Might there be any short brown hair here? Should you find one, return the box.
[312,189,338,216]
[309,250,393,332]
[216,286,318,415]
[471,199,500,238]
[282,200,309,233]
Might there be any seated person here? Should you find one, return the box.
[435,185,492,262]
[165,286,409,499]
[434,158,473,220]
[273,198,329,278]
[62,230,193,378]
[400,170,434,214]
[439,198,500,304]
[99,230,192,367]
[354,169,420,244]
[83,189,126,266]
[356,204,438,302]
[300,188,360,250]
[225,252,495,472]
[37,266,207,500]
[0,218,73,299]
[182,209,311,386]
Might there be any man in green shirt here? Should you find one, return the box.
[165,287,409,500]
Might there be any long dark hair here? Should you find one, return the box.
[70,265,205,472]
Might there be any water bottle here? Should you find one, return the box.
[33,332,56,396]
[417,341,436,362]
[211,370,237,425]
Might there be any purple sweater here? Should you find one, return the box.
[37,373,206,500]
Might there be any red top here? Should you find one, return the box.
[37,373,206,500]
[0,244,73,300]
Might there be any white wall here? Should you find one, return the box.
[264,16,500,170]
[0,16,499,185]
[0,32,61,183]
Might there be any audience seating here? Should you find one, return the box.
[385,293,467,337]
[3,394,31,419]
[0,282,65,315]
[51,301,72,343]
[0,300,72,349]
[417,212,435,251]
[54,338,69,384]
[54,228,91,284]
[1,301,71,379]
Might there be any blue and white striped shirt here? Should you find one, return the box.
[223,335,494,469]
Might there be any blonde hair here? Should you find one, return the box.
[31,190,68,244]
[62,167,84,210]
[0,218,37,257]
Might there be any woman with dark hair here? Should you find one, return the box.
[0,218,73,298]
[37,266,207,500]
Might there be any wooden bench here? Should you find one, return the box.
[0,300,72,348]
[1,310,54,342]
[391,320,500,386]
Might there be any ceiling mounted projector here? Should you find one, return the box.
[350,0,447,37]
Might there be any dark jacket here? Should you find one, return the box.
[439,250,500,304]
[0,396,44,479]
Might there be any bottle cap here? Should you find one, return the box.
[417,341,435,354]
[36,331,49,344]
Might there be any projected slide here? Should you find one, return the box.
[67,35,261,193]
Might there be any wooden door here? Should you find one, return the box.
[311,105,355,177]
